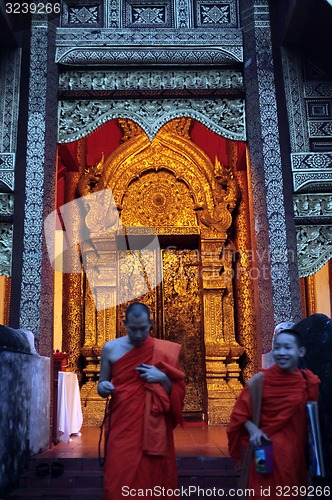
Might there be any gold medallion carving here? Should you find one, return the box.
[121,171,197,228]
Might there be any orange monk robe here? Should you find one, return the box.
[103,335,185,500]
[227,364,320,499]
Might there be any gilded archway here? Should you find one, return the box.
[72,117,244,425]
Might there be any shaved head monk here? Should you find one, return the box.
[98,302,185,499]
[227,328,320,498]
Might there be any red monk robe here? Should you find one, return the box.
[227,364,320,499]
[103,335,185,500]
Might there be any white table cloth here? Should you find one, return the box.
[57,371,83,442]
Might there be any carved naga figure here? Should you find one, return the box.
[76,153,105,198]
[199,157,240,235]
[76,153,118,233]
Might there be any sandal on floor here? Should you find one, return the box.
[36,463,50,477]
[51,461,64,477]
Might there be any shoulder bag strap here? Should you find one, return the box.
[238,371,264,492]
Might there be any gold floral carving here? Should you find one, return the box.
[121,171,197,228]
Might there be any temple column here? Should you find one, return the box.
[240,0,302,357]
[16,18,58,356]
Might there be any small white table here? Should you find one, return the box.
[57,371,83,442]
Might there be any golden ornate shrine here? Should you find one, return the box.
[63,117,246,425]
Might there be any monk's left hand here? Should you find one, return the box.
[136,364,163,382]
[136,364,172,393]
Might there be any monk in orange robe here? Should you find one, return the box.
[227,328,320,499]
[98,302,185,500]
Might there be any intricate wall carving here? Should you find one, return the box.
[0,48,21,280]
[58,98,245,143]
[0,154,15,191]
[296,225,332,278]
[61,1,103,27]
[121,171,197,228]
[0,224,13,277]
[193,0,238,27]
[20,23,48,336]
[60,0,240,30]
[0,194,14,217]
[294,193,332,277]
[174,0,191,27]
[282,47,332,278]
[282,48,310,153]
[0,49,21,154]
[308,121,332,138]
[291,153,332,192]
[304,82,332,98]
[124,0,173,28]
[56,47,243,66]
[59,68,243,92]
[162,248,205,415]
[294,194,332,218]
[55,27,243,65]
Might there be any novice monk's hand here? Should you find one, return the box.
[97,380,115,398]
[244,420,269,448]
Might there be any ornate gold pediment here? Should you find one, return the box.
[77,118,240,240]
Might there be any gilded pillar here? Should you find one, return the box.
[200,235,244,424]
[198,157,244,424]
[201,238,230,424]
[80,225,118,425]
[62,137,86,366]
[233,170,259,381]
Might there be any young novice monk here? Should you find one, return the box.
[227,328,320,498]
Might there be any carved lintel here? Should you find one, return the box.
[55,47,243,67]
[291,152,332,192]
[59,69,244,93]
[58,98,246,143]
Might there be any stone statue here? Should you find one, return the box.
[0,325,33,354]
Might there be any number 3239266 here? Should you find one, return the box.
[6,2,61,14]
[276,485,330,497]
